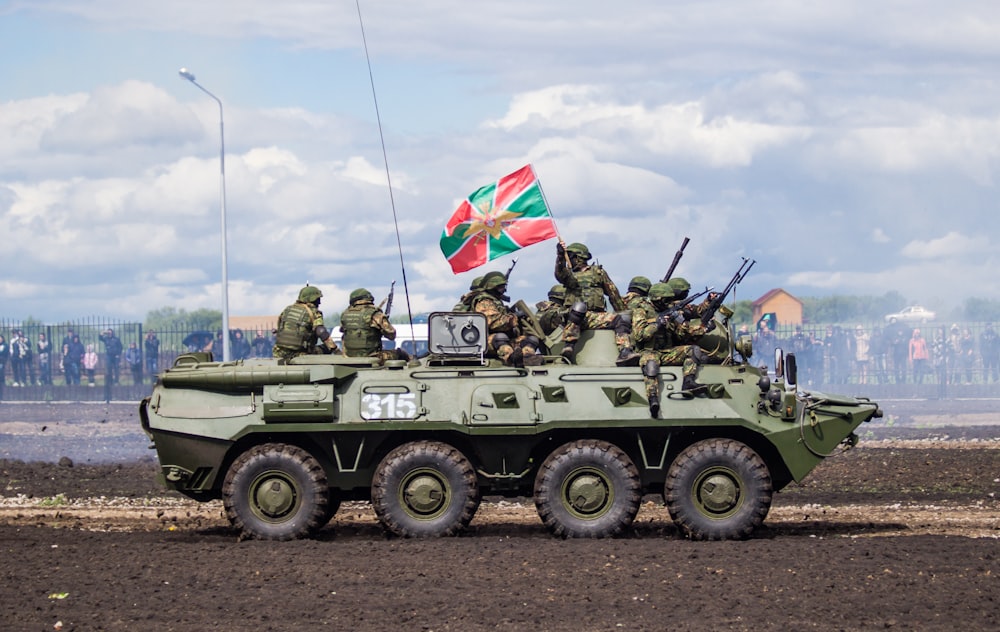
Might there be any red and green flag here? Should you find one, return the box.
[440,164,558,273]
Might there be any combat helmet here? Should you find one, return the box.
[667,277,691,294]
[628,276,651,295]
[565,242,592,260]
[648,282,677,306]
[470,276,485,291]
[298,285,323,303]
[349,288,374,305]
[481,271,508,291]
[548,284,566,302]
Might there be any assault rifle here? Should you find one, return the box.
[379,280,396,318]
[661,236,690,283]
[656,286,713,328]
[700,258,755,327]
[505,257,518,281]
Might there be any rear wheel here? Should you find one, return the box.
[665,439,772,540]
[222,443,330,541]
[371,441,480,537]
[534,439,641,538]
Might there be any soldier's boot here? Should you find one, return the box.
[649,390,661,418]
[615,347,640,366]
[523,352,545,367]
[682,374,708,395]
[509,347,525,367]
[560,343,575,360]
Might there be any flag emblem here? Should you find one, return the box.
[440,165,557,273]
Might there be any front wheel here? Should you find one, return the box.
[665,439,772,540]
[534,439,641,538]
[222,443,330,541]
[371,441,480,537]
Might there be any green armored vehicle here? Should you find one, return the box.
[140,310,881,541]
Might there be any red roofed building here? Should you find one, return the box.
[752,289,803,327]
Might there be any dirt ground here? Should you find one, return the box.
[1,405,999,630]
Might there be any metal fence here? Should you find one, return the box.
[0,318,275,402]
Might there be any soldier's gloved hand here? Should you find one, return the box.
[512,304,527,319]
[705,320,717,333]
[556,241,565,256]
[656,313,670,327]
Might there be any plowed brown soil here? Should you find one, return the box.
[1,438,998,631]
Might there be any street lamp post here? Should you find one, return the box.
[179,67,230,362]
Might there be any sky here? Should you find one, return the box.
[2,0,1000,325]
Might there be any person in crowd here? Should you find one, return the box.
[252,330,271,358]
[909,328,929,384]
[83,343,100,386]
[869,327,887,385]
[853,325,870,385]
[273,285,340,360]
[37,332,52,385]
[101,329,123,385]
[144,330,160,381]
[125,341,143,384]
[754,322,777,369]
[931,326,949,399]
[9,330,26,386]
[0,334,8,398]
[205,330,226,360]
[889,324,910,384]
[231,329,251,361]
[64,334,85,385]
[947,324,962,385]
[958,328,975,384]
[981,323,999,383]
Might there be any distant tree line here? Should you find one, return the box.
[139,293,1000,334]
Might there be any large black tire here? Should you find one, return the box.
[665,439,773,540]
[534,439,641,538]
[222,443,330,541]
[371,441,480,537]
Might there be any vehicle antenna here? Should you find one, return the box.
[355,0,415,349]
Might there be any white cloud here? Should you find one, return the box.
[900,231,991,259]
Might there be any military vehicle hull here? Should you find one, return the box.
[140,313,880,541]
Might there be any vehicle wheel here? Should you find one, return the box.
[889,317,898,324]
[371,441,480,537]
[222,443,330,541]
[665,439,772,540]
[534,439,641,538]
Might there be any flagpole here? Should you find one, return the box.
[528,164,569,264]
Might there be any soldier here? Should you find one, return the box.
[534,284,567,336]
[452,276,485,312]
[622,276,651,310]
[273,285,340,361]
[554,240,636,365]
[340,288,408,364]
[472,271,542,366]
[632,282,718,417]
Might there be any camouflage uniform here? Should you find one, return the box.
[534,285,567,336]
[473,272,540,366]
[632,283,712,416]
[452,276,485,312]
[340,289,401,364]
[554,242,633,360]
[623,276,652,311]
[273,286,340,361]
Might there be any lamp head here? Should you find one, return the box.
[178,68,196,81]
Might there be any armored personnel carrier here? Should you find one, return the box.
[140,309,880,541]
